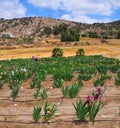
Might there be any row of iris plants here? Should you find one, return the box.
[0,55,120,99]
[32,86,106,123]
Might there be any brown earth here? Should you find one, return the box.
[0,71,120,128]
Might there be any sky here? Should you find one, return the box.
[0,0,120,23]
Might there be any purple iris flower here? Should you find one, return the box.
[87,95,92,100]
[94,94,100,100]
[97,88,102,95]
[85,95,92,105]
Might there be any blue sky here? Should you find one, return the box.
[0,0,120,23]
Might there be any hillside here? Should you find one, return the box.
[0,17,120,39]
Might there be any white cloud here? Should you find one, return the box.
[27,0,120,23]
[61,0,113,16]
[109,0,120,7]
[0,0,119,22]
[61,14,111,24]
[0,0,26,19]
[27,0,120,15]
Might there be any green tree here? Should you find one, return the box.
[53,23,69,36]
[117,29,120,39]
[53,23,80,42]
[61,28,80,42]
[42,27,52,37]
[88,32,99,38]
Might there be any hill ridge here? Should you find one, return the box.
[0,17,120,38]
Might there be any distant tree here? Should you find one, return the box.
[88,32,99,38]
[61,28,80,42]
[53,23,69,36]
[53,23,80,42]
[117,29,120,39]
[16,35,34,44]
[42,27,52,37]
[53,25,60,36]
[81,33,88,37]
[100,32,108,39]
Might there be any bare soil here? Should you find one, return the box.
[0,72,120,128]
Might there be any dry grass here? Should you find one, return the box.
[0,38,120,60]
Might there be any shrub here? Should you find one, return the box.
[61,28,80,42]
[76,48,85,56]
[52,48,63,57]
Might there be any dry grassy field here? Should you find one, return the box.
[0,38,120,60]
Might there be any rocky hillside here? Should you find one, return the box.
[0,17,120,39]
